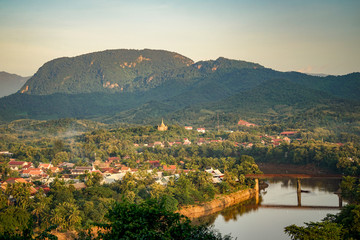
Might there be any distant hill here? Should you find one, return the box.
[19,49,194,95]
[0,71,30,97]
[0,49,359,134]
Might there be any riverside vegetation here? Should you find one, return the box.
[0,120,360,239]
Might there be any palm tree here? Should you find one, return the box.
[66,202,81,230]
[31,189,50,227]
[50,207,66,230]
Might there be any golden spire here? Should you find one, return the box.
[158,118,168,131]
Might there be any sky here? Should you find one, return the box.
[0,0,359,76]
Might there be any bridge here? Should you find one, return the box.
[259,204,341,210]
[245,173,343,208]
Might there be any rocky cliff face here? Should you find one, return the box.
[178,188,257,219]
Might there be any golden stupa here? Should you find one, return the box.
[157,119,168,131]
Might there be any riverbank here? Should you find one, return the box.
[177,188,257,219]
[52,189,257,239]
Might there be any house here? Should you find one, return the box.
[156,174,180,186]
[237,120,257,127]
[183,138,191,145]
[271,138,283,146]
[39,163,53,169]
[205,168,224,183]
[197,138,207,145]
[22,163,34,170]
[0,151,13,156]
[2,177,29,185]
[36,185,51,193]
[107,157,120,162]
[21,168,44,178]
[163,165,177,172]
[153,141,164,148]
[120,166,131,172]
[283,137,291,144]
[70,166,94,175]
[70,182,87,190]
[184,126,193,130]
[8,160,30,170]
[1,178,37,194]
[245,143,254,148]
[99,167,117,174]
[280,131,298,136]
[148,160,161,168]
[197,128,206,133]
[58,162,75,169]
[103,172,127,184]
[49,167,61,173]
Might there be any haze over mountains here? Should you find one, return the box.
[0,49,359,132]
[0,72,29,98]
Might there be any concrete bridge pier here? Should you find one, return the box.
[255,178,259,204]
[297,178,301,206]
[335,189,342,208]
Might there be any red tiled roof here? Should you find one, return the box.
[273,139,283,142]
[100,167,114,172]
[8,161,27,165]
[107,157,120,161]
[5,178,29,184]
[280,131,298,135]
[149,160,160,164]
[28,170,43,175]
[22,164,33,169]
[39,163,51,168]
[163,165,176,171]
[36,186,51,193]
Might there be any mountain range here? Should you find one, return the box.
[0,49,359,133]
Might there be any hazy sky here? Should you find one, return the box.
[0,0,359,76]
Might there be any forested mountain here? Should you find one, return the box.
[0,49,359,134]
[19,49,194,95]
[0,71,29,97]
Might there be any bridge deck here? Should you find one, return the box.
[259,204,341,210]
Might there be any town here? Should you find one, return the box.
[1,120,300,194]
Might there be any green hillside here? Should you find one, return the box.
[1,49,359,135]
[166,79,360,131]
[19,49,194,95]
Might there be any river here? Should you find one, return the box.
[197,178,343,240]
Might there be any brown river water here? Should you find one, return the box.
[197,178,343,240]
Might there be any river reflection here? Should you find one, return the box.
[197,178,344,240]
